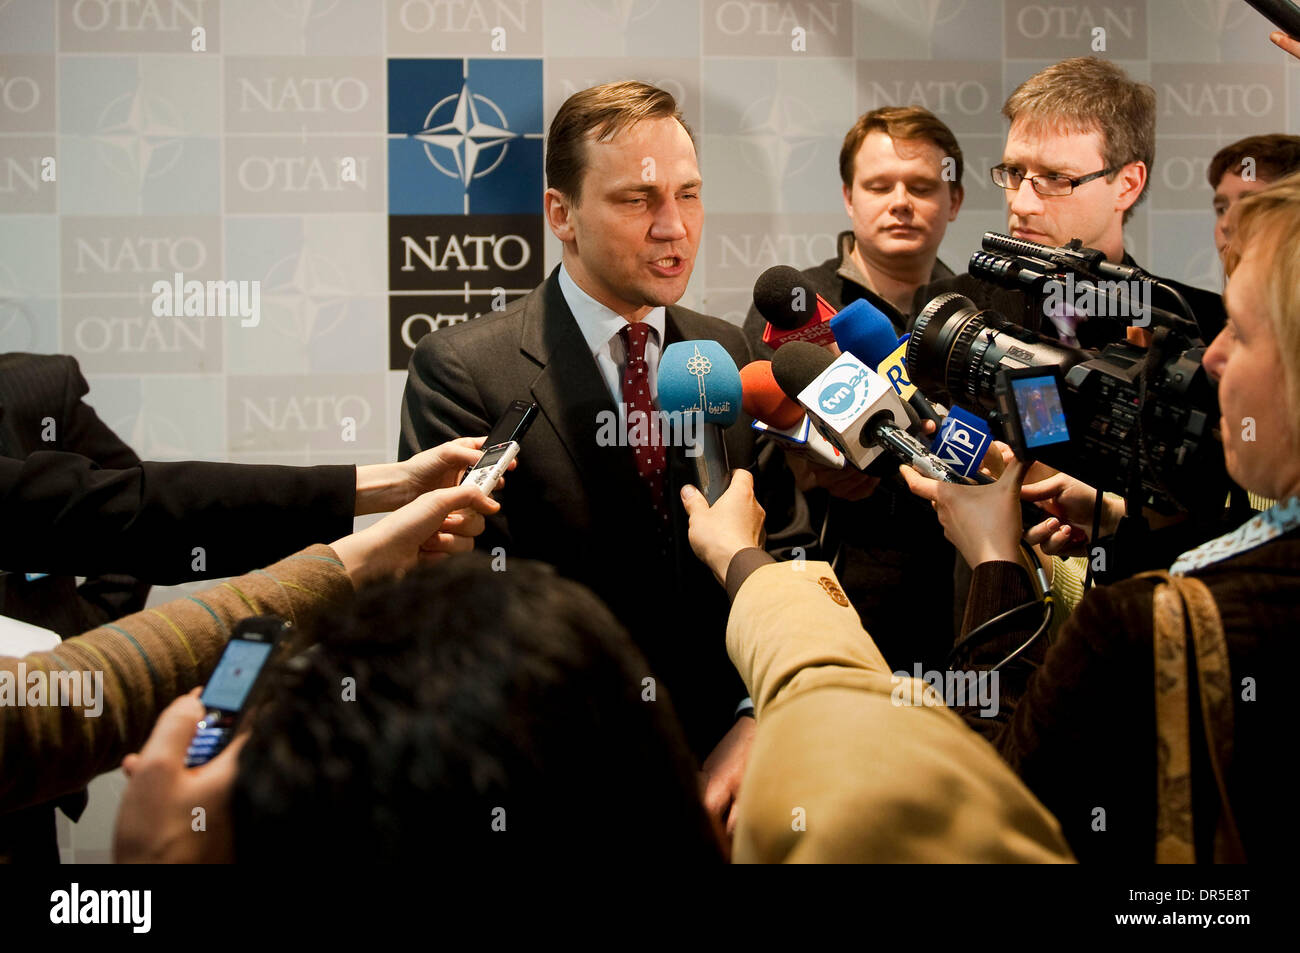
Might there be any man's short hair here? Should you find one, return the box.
[230,554,721,865]
[1002,56,1156,223]
[546,80,693,205]
[1208,134,1300,190]
[838,105,964,192]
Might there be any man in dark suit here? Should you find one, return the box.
[399,81,809,839]
[913,57,1226,348]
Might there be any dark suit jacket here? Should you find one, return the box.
[0,353,152,639]
[399,268,810,758]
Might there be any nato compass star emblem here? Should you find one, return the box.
[407,81,535,214]
[261,250,351,346]
[94,88,185,193]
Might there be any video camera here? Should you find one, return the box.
[906,232,1228,516]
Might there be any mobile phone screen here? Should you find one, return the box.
[201,639,274,713]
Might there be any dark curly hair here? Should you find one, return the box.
[230,553,721,865]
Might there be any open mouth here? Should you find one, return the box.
[649,256,685,275]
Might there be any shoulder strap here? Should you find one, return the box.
[1145,570,1246,863]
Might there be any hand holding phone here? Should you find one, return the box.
[185,616,288,768]
[460,400,538,496]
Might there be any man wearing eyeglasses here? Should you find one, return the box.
[914,57,1225,350]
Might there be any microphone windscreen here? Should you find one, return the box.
[771,341,835,402]
[829,298,901,368]
[740,361,805,430]
[658,340,742,425]
[752,265,819,330]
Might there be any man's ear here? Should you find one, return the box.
[948,184,965,220]
[842,182,853,217]
[1114,161,1147,214]
[545,187,576,243]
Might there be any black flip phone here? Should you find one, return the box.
[185,615,290,768]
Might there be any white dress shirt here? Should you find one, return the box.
[558,263,666,408]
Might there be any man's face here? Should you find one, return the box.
[1203,238,1300,501]
[1214,169,1276,259]
[545,116,702,317]
[841,130,961,265]
[1001,119,1135,249]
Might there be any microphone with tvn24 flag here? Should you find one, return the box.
[771,342,988,485]
[658,340,742,505]
[739,360,845,469]
[751,265,838,350]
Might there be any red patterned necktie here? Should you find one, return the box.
[620,322,671,533]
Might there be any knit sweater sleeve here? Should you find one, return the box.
[0,544,353,813]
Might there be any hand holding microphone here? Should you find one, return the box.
[680,470,766,587]
[898,454,1029,569]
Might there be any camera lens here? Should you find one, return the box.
[907,293,1088,409]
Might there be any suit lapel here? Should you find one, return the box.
[521,270,654,518]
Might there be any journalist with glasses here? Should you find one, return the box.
[913,57,1225,350]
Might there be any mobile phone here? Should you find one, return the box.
[460,400,538,495]
[994,365,1072,462]
[185,615,289,768]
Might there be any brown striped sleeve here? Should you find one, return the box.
[0,544,353,814]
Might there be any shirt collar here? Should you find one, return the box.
[1170,496,1300,574]
[558,263,666,357]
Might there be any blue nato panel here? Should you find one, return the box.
[387,58,544,215]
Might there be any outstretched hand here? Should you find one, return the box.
[333,482,501,586]
[899,454,1029,568]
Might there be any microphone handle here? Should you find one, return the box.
[872,423,987,485]
[689,423,732,504]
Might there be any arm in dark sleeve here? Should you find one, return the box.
[0,452,356,584]
[398,333,511,550]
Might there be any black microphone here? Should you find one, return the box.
[752,265,839,349]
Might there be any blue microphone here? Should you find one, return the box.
[658,340,742,504]
[830,298,944,428]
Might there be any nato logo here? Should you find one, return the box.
[388,58,543,215]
